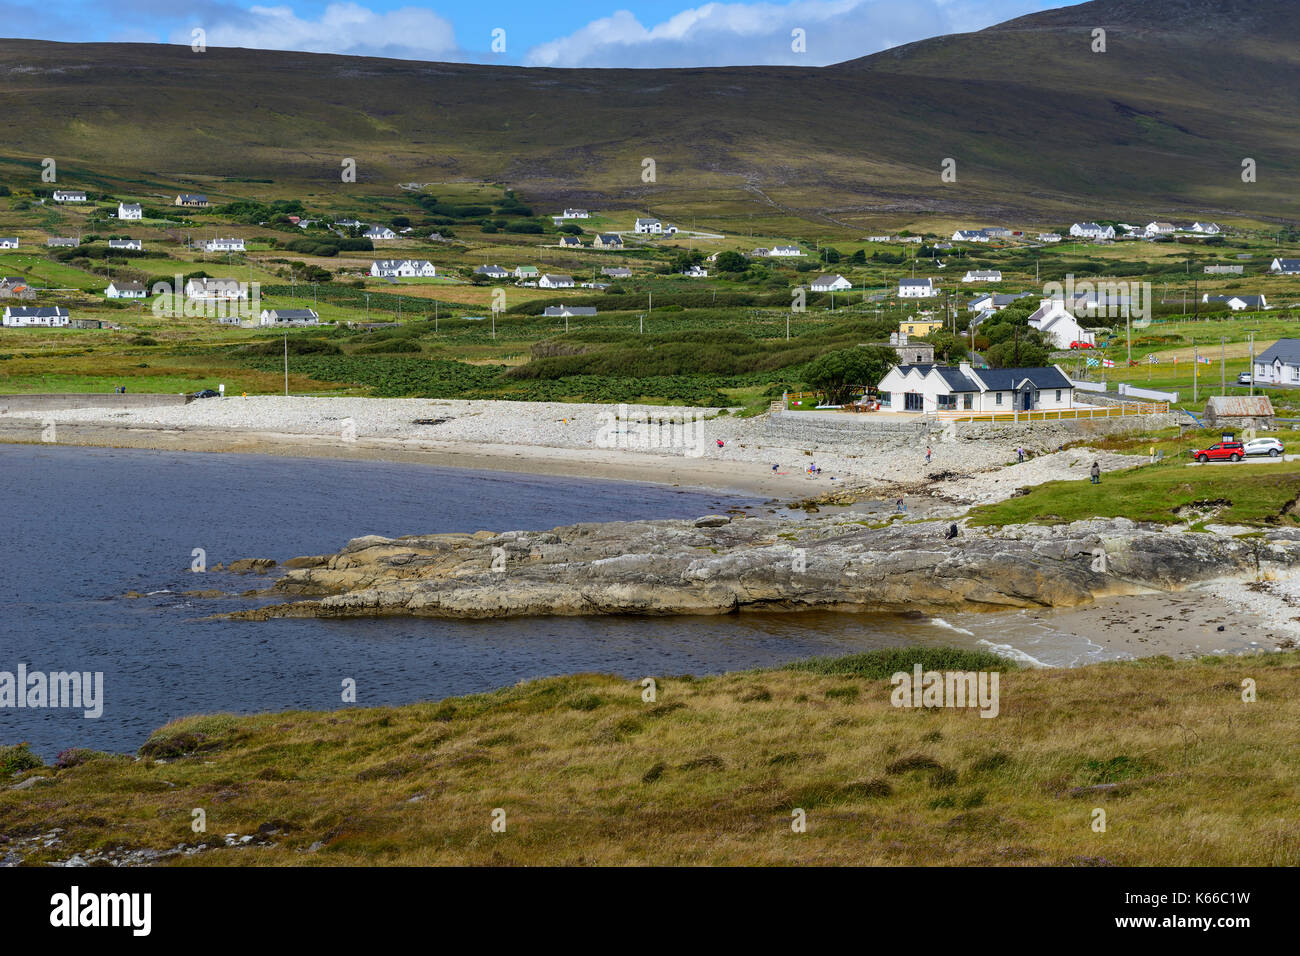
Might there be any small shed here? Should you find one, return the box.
[1204,395,1274,430]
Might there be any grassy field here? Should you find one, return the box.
[3,646,1297,866]
[970,433,1300,527]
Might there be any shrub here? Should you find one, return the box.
[0,742,43,775]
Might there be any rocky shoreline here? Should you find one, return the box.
[224,513,1300,621]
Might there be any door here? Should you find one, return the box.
[1022,391,1034,411]
[904,392,924,412]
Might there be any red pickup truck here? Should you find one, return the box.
[1191,441,1244,463]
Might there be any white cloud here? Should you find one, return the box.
[172,3,462,60]
[524,0,1045,68]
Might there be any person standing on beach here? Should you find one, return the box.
[1017,446,1024,463]
[1090,462,1101,485]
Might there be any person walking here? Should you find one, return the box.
[1017,446,1025,463]
[925,446,932,464]
[1090,461,1101,485]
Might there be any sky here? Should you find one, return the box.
[6,0,1077,66]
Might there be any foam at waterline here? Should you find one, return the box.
[927,617,974,636]
[976,638,1049,669]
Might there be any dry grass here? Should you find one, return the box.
[3,650,1299,866]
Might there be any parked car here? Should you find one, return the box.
[191,388,219,399]
[1244,437,1284,457]
[1191,441,1245,463]
[1237,372,1253,385]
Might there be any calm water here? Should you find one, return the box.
[0,445,1079,759]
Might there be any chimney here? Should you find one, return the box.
[959,361,972,375]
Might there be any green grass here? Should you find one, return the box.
[4,649,1300,865]
[969,460,1300,527]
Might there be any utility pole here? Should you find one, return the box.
[1220,335,1227,396]
[1247,330,1257,396]
[1193,343,1198,403]
[283,333,289,396]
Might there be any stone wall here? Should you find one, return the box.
[761,409,1177,453]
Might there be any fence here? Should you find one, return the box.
[936,403,1169,422]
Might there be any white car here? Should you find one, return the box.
[1244,437,1284,458]
[1237,372,1253,385]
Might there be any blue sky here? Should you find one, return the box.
[9,0,1075,66]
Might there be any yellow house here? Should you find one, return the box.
[900,319,943,337]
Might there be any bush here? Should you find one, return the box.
[786,648,1016,678]
[0,742,44,775]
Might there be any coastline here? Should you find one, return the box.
[0,419,799,499]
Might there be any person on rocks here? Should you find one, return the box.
[1090,461,1102,485]
[944,523,959,540]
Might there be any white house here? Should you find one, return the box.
[514,265,540,280]
[0,238,19,249]
[952,230,991,243]
[53,190,86,203]
[898,278,936,298]
[877,361,1075,414]
[365,226,398,241]
[962,270,1002,283]
[370,259,436,278]
[682,265,708,278]
[107,239,142,250]
[1144,221,1175,237]
[259,308,320,326]
[634,218,663,234]
[106,281,146,299]
[543,305,597,318]
[561,208,590,219]
[1253,338,1300,386]
[538,273,574,289]
[1203,294,1267,311]
[968,292,1032,312]
[185,278,247,300]
[1027,298,1096,348]
[118,203,142,220]
[810,274,851,292]
[3,306,70,327]
[1269,258,1300,275]
[475,265,509,279]
[601,266,631,278]
[1191,222,1221,234]
[769,245,805,257]
[204,237,245,253]
[1069,223,1116,240]
[47,237,78,247]
[1037,233,1062,243]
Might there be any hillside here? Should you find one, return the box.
[3,648,1298,866]
[1,0,1297,231]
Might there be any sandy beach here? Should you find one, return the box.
[0,395,1140,502]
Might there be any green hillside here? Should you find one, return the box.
[1,0,1297,232]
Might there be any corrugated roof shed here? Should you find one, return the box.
[1205,396,1274,417]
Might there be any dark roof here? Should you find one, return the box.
[973,366,1071,391]
[1257,338,1300,366]
[265,309,318,319]
[931,366,979,391]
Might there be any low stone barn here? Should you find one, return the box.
[1204,395,1275,430]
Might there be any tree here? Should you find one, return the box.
[819,246,842,264]
[984,334,1051,368]
[801,346,897,404]
[715,250,748,273]
[849,248,867,264]
[925,330,969,363]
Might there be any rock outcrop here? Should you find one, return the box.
[226,514,1300,621]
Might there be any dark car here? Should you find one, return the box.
[191,388,220,399]
[1191,441,1244,463]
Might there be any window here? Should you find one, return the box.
[1055,389,1062,402]
[963,394,973,410]
[937,395,956,410]
[995,392,1003,405]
